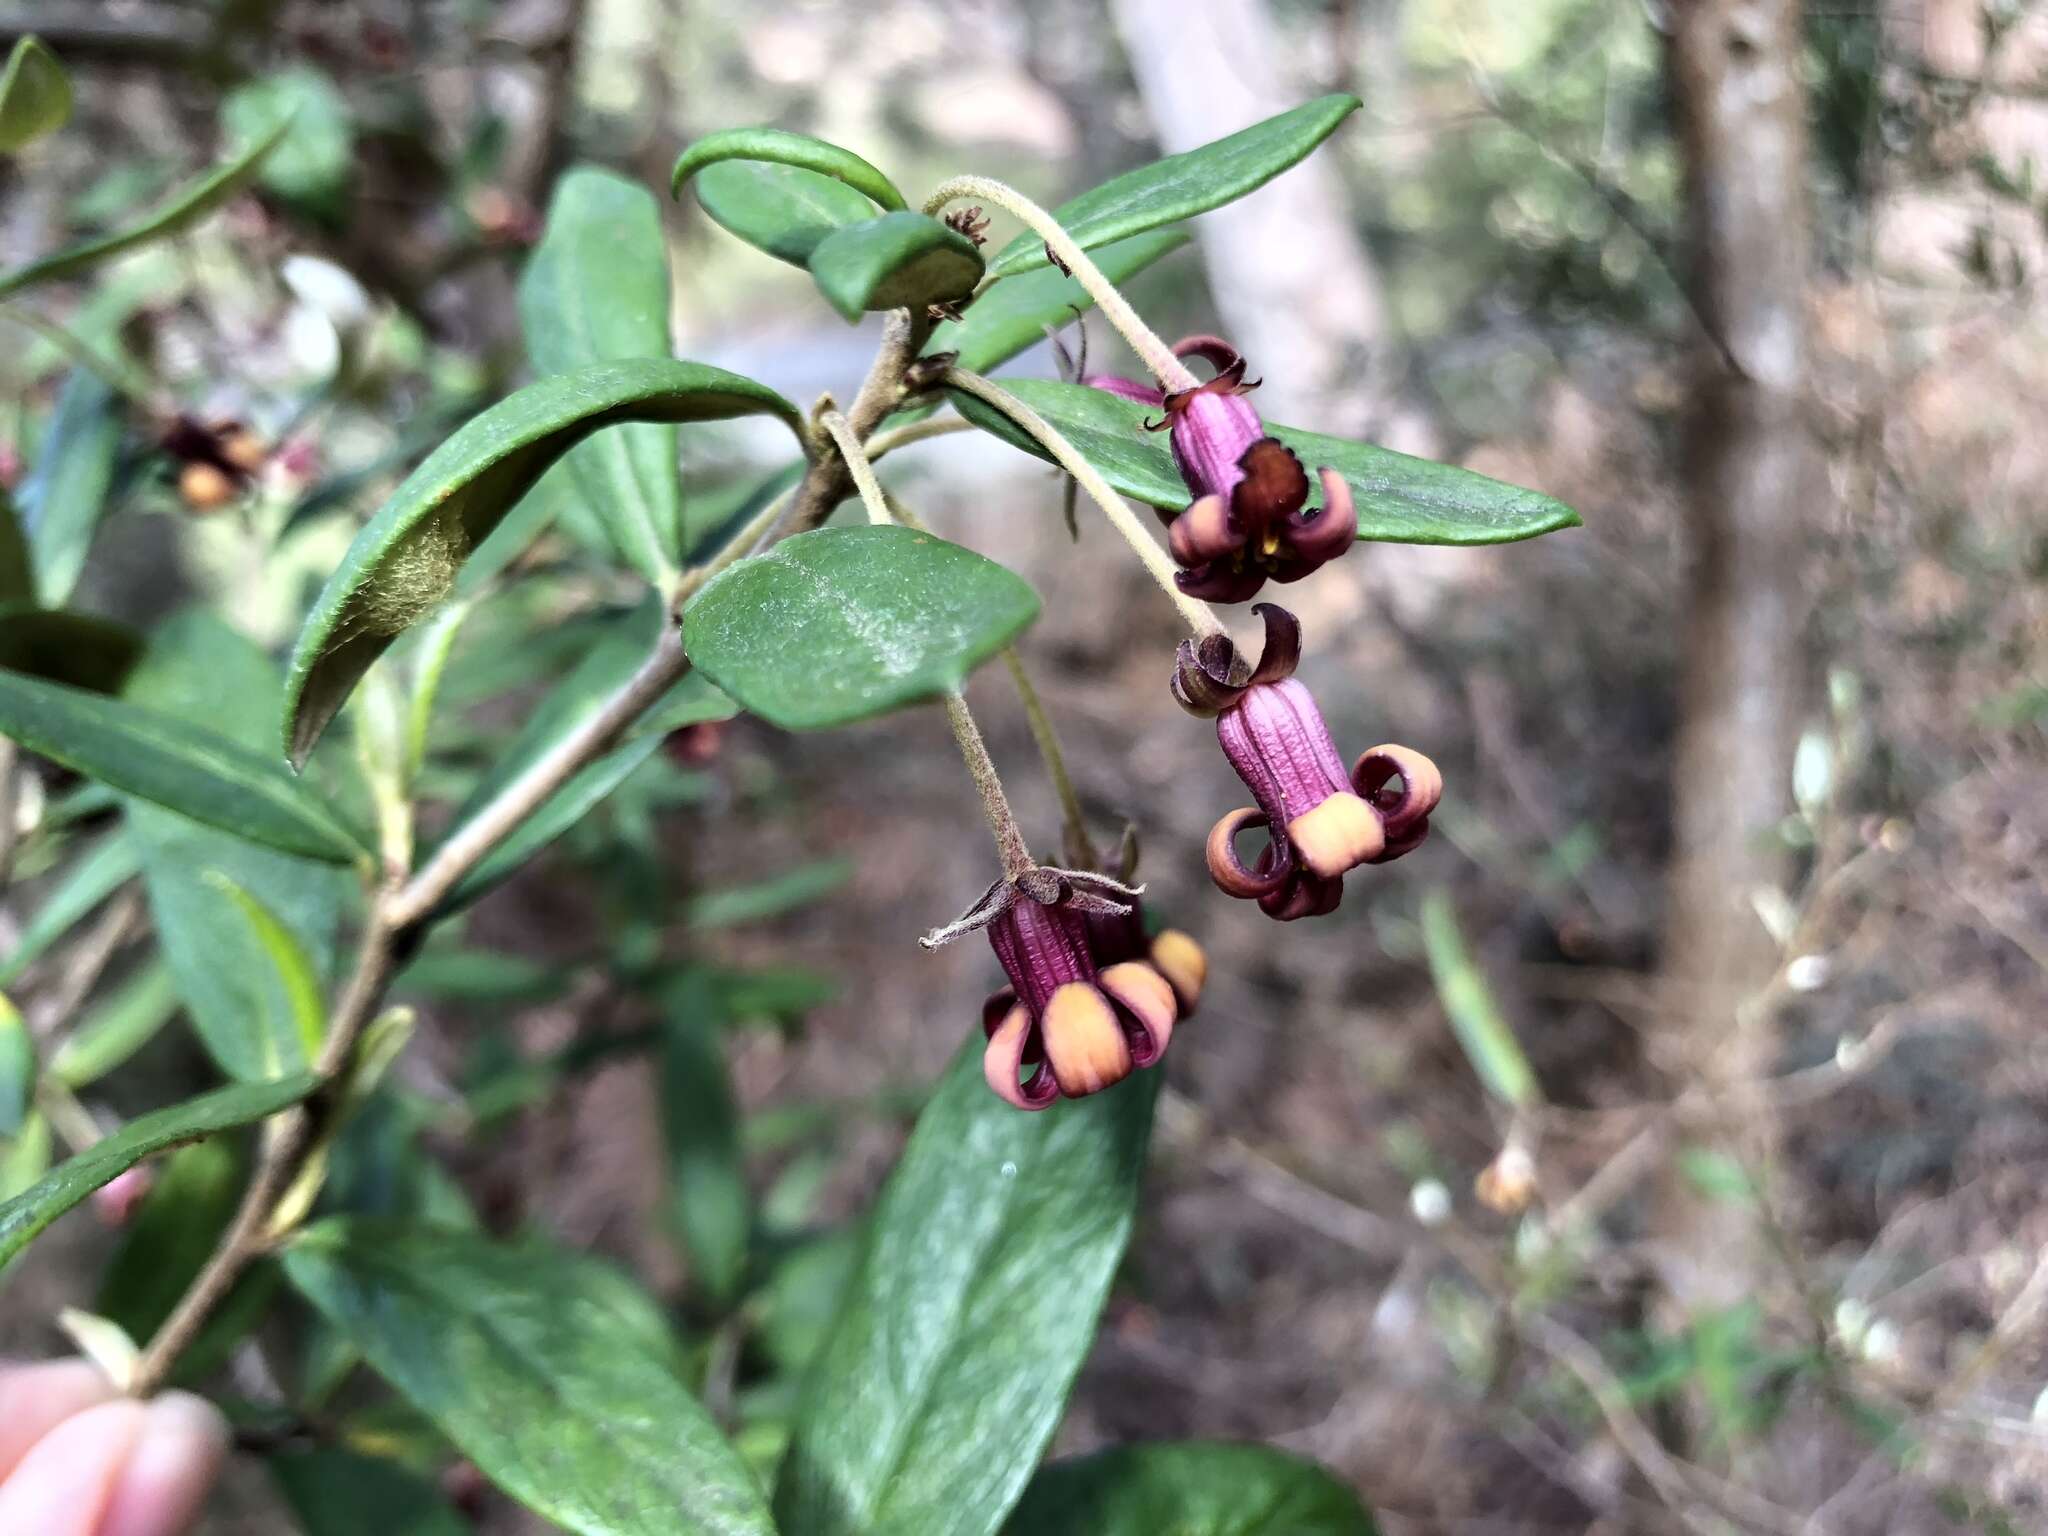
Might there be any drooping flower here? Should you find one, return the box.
[1087,336,1358,602]
[1175,604,1441,920]
[1080,830,1207,1019]
[923,866,1179,1110]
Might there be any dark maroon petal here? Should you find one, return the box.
[987,894,1100,1016]
[1168,493,1242,566]
[1364,819,1432,864]
[1175,559,1269,604]
[983,1003,1059,1110]
[981,987,1019,1037]
[1084,373,1165,406]
[1280,467,1360,566]
[1098,961,1176,1068]
[1205,808,1292,899]
[1170,633,1247,717]
[1229,439,1311,544]
[1245,603,1301,685]
[1170,335,1248,385]
[1257,869,1344,920]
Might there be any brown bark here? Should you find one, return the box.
[1656,0,1818,1310]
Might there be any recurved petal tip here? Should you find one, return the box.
[1286,790,1387,878]
[1285,467,1360,564]
[1041,982,1133,1098]
[1085,373,1166,406]
[1147,928,1207,1016]
[1246,603,1302,685]
[1168,493,1241,565]
[1353,745,1443,843]
[983,1003,1058,1111]
[1098,960,1177,1067]
[1206,808,1291,899]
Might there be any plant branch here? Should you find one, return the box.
[862,415,975,461]
[943,692,1034,881]
[945,366,1226,639]
[1000,648,1094,869]
[922,176,1197,391]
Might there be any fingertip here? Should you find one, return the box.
[97,1392,229,1536]
[0,1398,147,1536]
[0,1359,121,1480]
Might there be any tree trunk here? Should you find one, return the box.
[1656,0,1817,1311]
[1107,0,1434,454]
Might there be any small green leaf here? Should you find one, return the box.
[521,168,686,583]
[773,1040,1159,1536]
[1003,1443,1380,1535]
[691,160,879,267]
[928,229,1188,375]
[282,1220,776,1536]
[0,1074,318,1268]
[429,594,735,914]
[952,378,1582,546]
[0,36,71,153]
[684,858,853,930]
[660,975,749,1306]
[808,212,983,323]
[0,114,289,298]
[392,948,565,1005]
[221,67,352,212]
[0,1112,51,1204]
[46,962,177,1088]
[986,95,1361,278]
[203,871,328,1068]
[1420,890,1539,1109]
[0,831,137,988]
[0,606,142,691]
[684,525,1039,731]
[284,358,798,767]
[16,368,122,605]
[0,668,366,862]
[271,1447,470,1536]
[672,126,905,212]
[0,997,31,1138]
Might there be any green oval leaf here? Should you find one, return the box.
[772,1040,1160,1536]
[672,126,904,212]
[928,229,1188,376]
[683,525,1038,731]
[283,359,799,768]
[0,1074,319,1269]
[0,36,71,153]
[0,606,141,692]
[521,168,686,583]
[691,160,879,267]
[807,211,983,323]
[46,962,176,1088]
[203,870,328,1067]
[271,1448,470,1536]
[221,67,353,212]
[1003,1444,1379,1535]
[16,368,123,606]
[281,1220,776,1536]
[951,378,1582,545]
[0,668,366,862]
[0,113,289,298]
[986,95,1361,279]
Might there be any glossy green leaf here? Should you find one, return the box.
[0,115,288,298]
[685,858,853,930]
[123,612,352,1080]
[1003,1443,1379,1535]
[0,606,141,691]
[392,948,565,1004]
[951,378,1582,546]
[271,1447,470,1536]
[0,489,32,604]
[0,998,30,1138]
[0,831,137,988]
[285,359,798,767]
[660,975,748,1306]
[756,1228,862,1375]
[430,595,734,914]
[928,230,1188,375]
[0,1074,318,1268]
[773,1040,1160,1536]
[691,160,879,267]
[16,368,122,605]
[521,168,686,583]
[672,126,904,212]
[0,37,70,153]
[0,668,365,861]
[985,95,1360,278]
[0,1112,50,1204]
[46,962,176,1088]
[282,1220,775,1536]
[222,67,352,211]
[684,525,1039,731]
[808,212,983,323]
